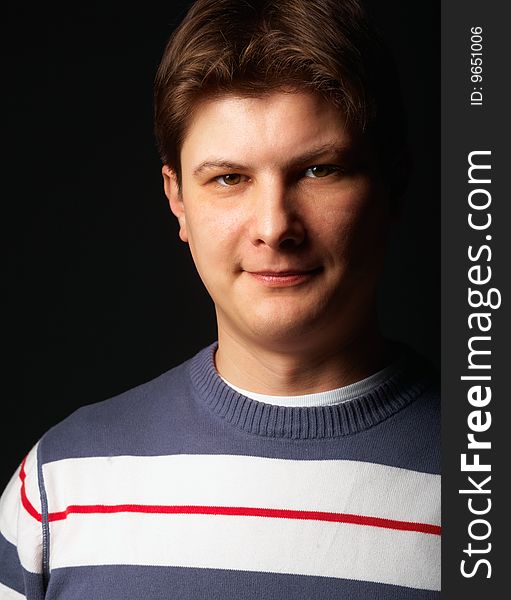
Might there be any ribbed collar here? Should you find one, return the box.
[189,342,432,440]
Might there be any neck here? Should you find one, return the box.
[215,319,392,396]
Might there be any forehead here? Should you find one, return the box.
[180,91,362,169]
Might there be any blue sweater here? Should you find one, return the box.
[0,342,440,599]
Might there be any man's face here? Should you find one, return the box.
[164,91,392,352]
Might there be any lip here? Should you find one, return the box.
[245,267,322,287]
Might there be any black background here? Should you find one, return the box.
[4,1,439,490]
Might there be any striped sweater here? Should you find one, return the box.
[0,342,441,599]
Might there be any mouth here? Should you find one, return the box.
[245,267,323,287]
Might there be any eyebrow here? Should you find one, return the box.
[191,143,356,178]
[193,160,248,178]
[291,143,355,167]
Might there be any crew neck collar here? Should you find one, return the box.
[218,357,403,408]
[189,342,431,439]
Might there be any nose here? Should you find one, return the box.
[248,181,305,250]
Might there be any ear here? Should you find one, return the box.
[162,165,188,243]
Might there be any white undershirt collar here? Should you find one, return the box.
[219,358,403,408]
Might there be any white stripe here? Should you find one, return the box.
[0,582,26,600]
[49,512,440,590]
[0,445,43,575]
[42,454,440,525]
[18,445,43,574]
[17,509,43,575]
[22,448,42,514]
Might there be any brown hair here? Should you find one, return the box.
[154,0,408,191]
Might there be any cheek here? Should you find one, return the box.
[185,208,242,272]
[346,205,391,270]
[318,186,390,261]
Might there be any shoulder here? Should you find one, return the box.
[385,347,440,474]
[357,342,440,474]
[38,353,196,464]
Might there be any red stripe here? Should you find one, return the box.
[47,504,441,535]
[18,460,440,535]
[19,457,42,523]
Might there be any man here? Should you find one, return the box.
[0,0,440,598]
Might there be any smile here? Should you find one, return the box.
[245,267,322,287]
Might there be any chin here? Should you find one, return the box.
[244,306,325,344]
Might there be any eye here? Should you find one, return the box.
[304,165,341,178]
[215,173,245,186]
